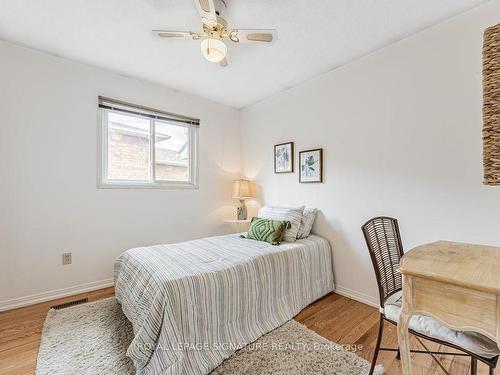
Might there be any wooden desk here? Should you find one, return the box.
[397,241,500,375]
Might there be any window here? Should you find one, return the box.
[98,97,199,188]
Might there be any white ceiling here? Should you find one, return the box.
[0,0,490,108]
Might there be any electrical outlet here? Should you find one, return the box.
[62,252,72,265]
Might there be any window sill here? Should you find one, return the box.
[97,181,198,189]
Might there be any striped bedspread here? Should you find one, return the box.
[114,234,334,375]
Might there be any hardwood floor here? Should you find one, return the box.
[295,293,496,375]
[0,289,495,374]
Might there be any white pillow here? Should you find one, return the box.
[258,206,305,242]
[297,208,318,239]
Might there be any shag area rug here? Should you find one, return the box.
[36,298,383,375]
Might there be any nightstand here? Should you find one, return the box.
[224,219,251,233]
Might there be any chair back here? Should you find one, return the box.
[362,217,404,308]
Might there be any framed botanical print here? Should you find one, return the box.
[299,148,323,183]
[274,142,294,173]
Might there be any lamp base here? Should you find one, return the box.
[236,200,247,220]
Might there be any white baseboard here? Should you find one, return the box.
[0,278,114,312]
[334,285,379,308]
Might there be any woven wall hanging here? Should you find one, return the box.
[483,23,500,185]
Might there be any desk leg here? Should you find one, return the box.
[497,296,500,363]
[398,275,413,375]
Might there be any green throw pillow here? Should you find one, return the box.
[241,217,291,246]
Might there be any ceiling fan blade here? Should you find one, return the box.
[193,0,217,25]
[228,29,277,43]
[153,30,201,40]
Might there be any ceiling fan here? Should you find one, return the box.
[153,0,277,66]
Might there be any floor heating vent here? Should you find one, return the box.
[51,298,88,310]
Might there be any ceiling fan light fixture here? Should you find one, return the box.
[200,37,227,63]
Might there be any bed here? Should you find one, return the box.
[114,233,334,375]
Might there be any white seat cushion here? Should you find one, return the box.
[384,291,500,359]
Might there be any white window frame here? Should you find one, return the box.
[98,106,199,189]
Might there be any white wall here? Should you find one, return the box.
[241,0,500,306]
[2,1,500,310]
[0,41,241,307]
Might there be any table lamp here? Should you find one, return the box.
[232,179,254,220]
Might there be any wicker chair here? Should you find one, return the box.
[362,217,499,375]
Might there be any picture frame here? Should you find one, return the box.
[299,148,323,183]
[274,142,294,173]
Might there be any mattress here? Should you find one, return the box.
[114,233,334,375]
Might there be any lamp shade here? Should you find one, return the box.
[232,179,254,199]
